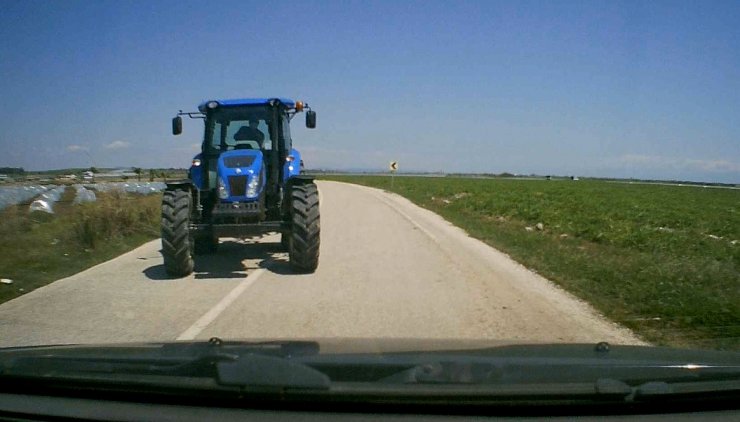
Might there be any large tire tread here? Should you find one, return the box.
[289,184,320,272]
[161,189,194,276]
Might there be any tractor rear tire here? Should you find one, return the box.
[161,189,194,277]
[288,183,320,273]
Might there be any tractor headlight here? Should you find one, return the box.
[246,175,260,198]
[206,101,219,109]
[218,178,228,199]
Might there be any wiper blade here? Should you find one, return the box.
[633,379,740,400]
[0,339,328,390]
[378,359,740,385]
[370,358,740,402]
[2,351,239,378]
[218,354,329,390]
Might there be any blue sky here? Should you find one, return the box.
[0,0,738,183]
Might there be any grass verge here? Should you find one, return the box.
[0,189,161,305]
[322,176,740,350]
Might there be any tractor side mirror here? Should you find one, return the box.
[306,111,316,129]
[172,116,183,135]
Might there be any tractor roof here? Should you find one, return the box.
[198,98,295,112]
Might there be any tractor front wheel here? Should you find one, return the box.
[288,183,320,273]
[161,189,194,277]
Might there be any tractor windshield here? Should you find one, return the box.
[204,106,278,154]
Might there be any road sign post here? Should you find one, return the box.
[389,161,398,189]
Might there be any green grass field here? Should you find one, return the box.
[0,189,161,305]
[323,176,740,350]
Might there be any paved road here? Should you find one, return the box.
[0,181,643,347]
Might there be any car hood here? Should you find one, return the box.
[1,337,738,364]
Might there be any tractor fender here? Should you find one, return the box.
[282,148,303,182]
[286,175,315,186]
[165,180,197,205]
[165,180,194,191]
[189,153,206,190]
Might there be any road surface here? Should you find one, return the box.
[0,181,643,347]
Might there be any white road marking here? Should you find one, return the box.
[176,268,266,341]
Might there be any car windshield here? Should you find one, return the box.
[0,0,738,411]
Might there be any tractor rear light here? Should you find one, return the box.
[217,178,228,199]
[192,159,201,167]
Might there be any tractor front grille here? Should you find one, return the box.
[223,155,256,168]
[227,175,247,196]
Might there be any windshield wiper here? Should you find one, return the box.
[2,341,739,403]
[217,354,329,389]
[0,339,329,391]
[379,360,740,385]
[370,359,740,402]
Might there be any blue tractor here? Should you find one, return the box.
[164,98,319,276]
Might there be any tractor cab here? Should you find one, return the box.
[196,102,287,219]
[165,98,319,277]
[174,99,315,218]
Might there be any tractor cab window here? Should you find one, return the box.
[224,119,269,151]
[281,114,292,151]
[204,107,275,154]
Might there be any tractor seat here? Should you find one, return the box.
[234,126,264,142]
